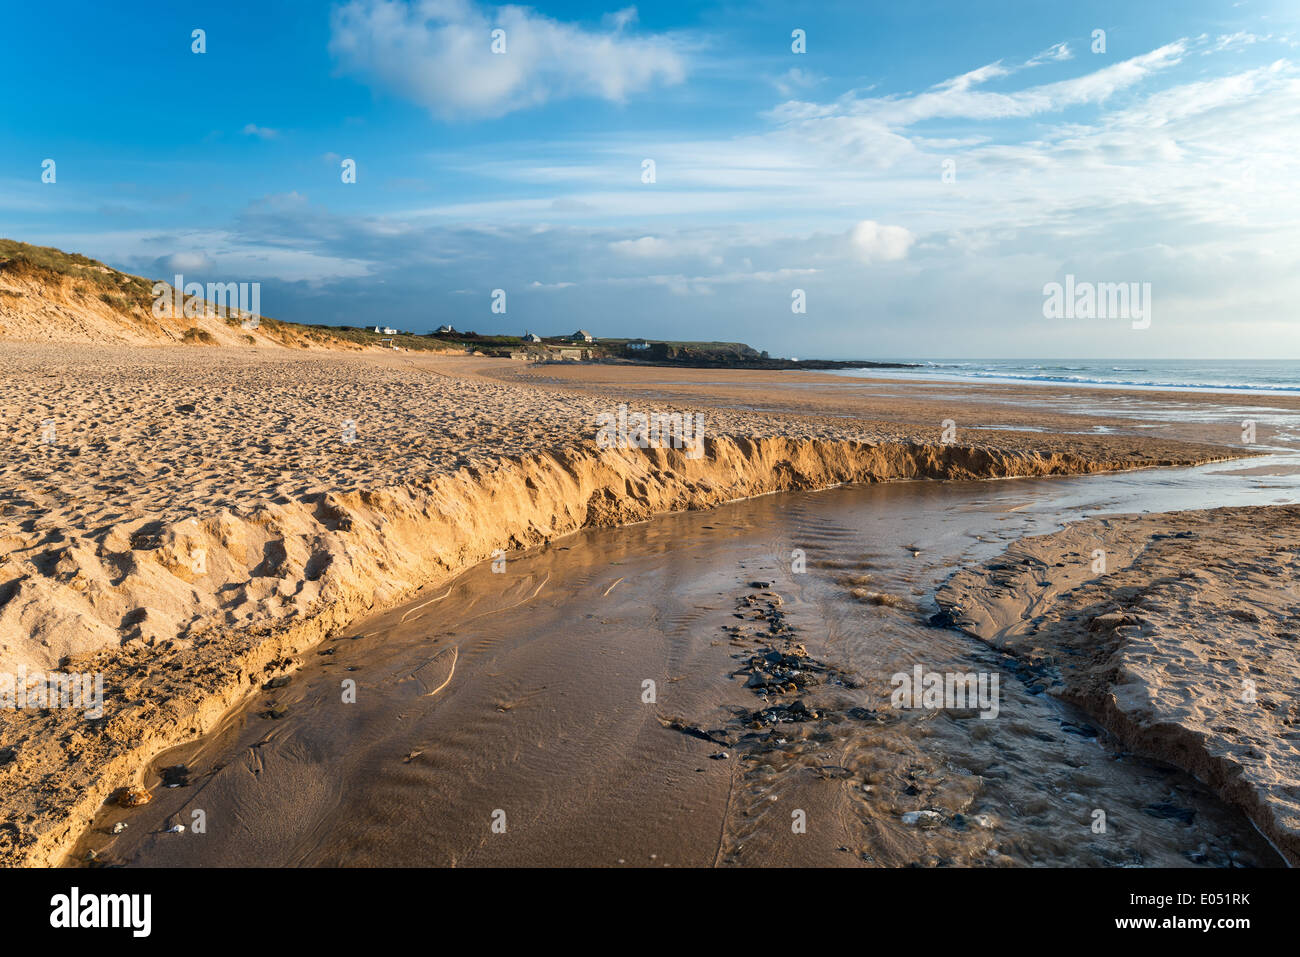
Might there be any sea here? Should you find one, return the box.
[830,359,1300,396]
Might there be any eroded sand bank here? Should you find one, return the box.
[72,478,1284,869]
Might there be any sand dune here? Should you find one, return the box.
[0,240,463,352]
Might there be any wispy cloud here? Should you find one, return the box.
[1026,41,1073,67]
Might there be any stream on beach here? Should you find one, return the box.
[72,450,1300,868]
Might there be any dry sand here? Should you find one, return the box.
[0,343,1275,866]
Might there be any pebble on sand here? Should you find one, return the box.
[901,810,943,828]
[117,785,152,808]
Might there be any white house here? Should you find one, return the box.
[570,329,594,342]
[627,340,650,351]
[523,331,542,343]
[436,324,455,334]
[382,327,398,335]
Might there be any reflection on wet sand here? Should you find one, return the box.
[76,459,1297,868]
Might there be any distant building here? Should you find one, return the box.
[382,327,398,335]
[372,326,382,333]
[436,324,455,334]
[627,340,651,351]
[523,331,542,343]
[570,329,594,342]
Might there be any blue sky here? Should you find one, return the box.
[2,0,1297,358]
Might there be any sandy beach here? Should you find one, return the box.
[11,1,1300,940]
[2,342,1298,867]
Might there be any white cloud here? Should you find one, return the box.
[771,67,822,97]
[329,0,686,118]
[611,235,673,256]
[933,61,1012,93]
[162,251,213,273]
[609,234,721,258]
[241,124,280,139]
[858,41,1188,127]
[1026,41,1073,67]
[1212,32,1265,52]
[602,6,638,31]
[849,221,914,263]
[929,42,1071,96]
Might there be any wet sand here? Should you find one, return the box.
[938,505,1300,861]
[73,469,1295,868]
[469,358,1300,451]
